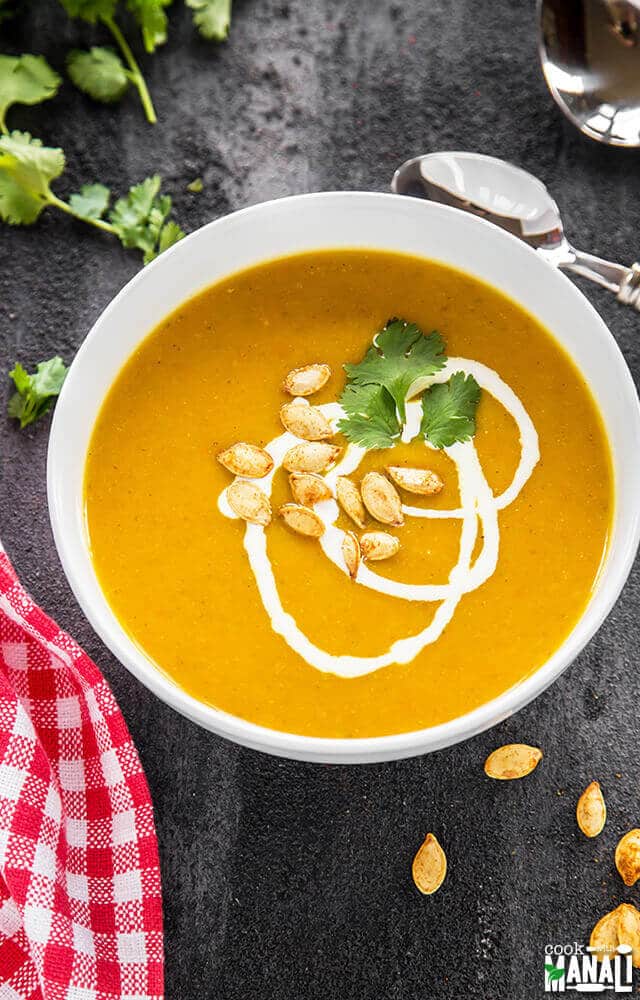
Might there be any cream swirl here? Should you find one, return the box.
[218,357,539,678]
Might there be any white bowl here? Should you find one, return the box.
[47,192,640,763]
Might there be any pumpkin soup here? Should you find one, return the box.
[84,250,613,738]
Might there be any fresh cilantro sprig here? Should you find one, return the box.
[67,47,131,103]
[338,383,401,449]
[58,0,234,121]
[0,55,62,134]
[338,319,482,451]
[8,357,69,429]
[186,0,231,39]
[0,130,185,262]
[420,371,481,448]
[58,0,159,123]
[344,319,445,423]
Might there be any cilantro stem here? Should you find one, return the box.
[101,16,157,125]
[48,192,116,234]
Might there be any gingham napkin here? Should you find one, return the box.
[0,541,164,1000]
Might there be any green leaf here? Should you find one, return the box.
[57,0,117,23]
[187,176,203,193]
[68,182,111,220]
[8,356,69,428]
[126,0,172,52]
[338,383,401,450]
[67,47,129,103]
[186,0,231,40]
[109,174,160,241]
[0,131,65,225]
[344,319,445,423]
[0,55,62,131]
[109,175,183,263]
[155,219,185,255]
[420,371,481,448]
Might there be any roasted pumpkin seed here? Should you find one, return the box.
[280,399,334,441]
[283,442,341,474]
[616,829,640,887]
[386,465,444,496]
[483,744,543,780]
[227,480,272,526]
[335,476,367,529]
[289,472,332,506]
[590,907,622,963]
[617,904,640,967]
[282,363,331,397]
[412,833,447,895]
[360,531,400,562]
[342,531,361,579]
[279,503,325,538]
[360,471,404,526]
[576,781,606,838]
[217,442,273,478]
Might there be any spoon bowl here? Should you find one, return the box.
[539,0,640,147]
[392,150,640,307]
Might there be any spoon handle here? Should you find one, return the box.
[559,248,640,309]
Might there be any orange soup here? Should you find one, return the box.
[84,250,613,737]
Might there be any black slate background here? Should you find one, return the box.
[2,2,640,998]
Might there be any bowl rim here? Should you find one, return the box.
[47,190,640,763]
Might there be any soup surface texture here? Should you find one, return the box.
[84,250,613,738]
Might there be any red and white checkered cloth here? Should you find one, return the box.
[0,542,164,1000]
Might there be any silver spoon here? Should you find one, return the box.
[539,0,640,147]
[391,151,640,310]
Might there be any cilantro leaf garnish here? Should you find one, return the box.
[126,0,171,53]
[344,319,445,423]
[68,182,111,220]
[59,0,157,123]
[338,383,401,449]
[420,371,481,448]
[67,47,130,103]
[155,218,185,257]
[7,357,69,428]
[0,132,183,261]
[0,131,65,225]
[109,174,185,263]
[0,55,61,133]
[186,0,232,40]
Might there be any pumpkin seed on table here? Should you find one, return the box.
[386,466,444,496]
[280,399,334,441]
[576,781,606,838]
[335,476,367,529]
[616,829,640,887]
[341,531,361,579]
[360,531,400,562]
[227,480,272,526]
[617,904,640,967]
[217,442,273,478]
[289,472,332,506]
[360,471,404,526]
[282,363,331,397]
[279,503,325,538]
[590,907,623,963]
[283,442,341,474]
[483,743,543,780]
[412,833,447,895]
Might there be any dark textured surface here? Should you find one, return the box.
[2,2,640,997]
